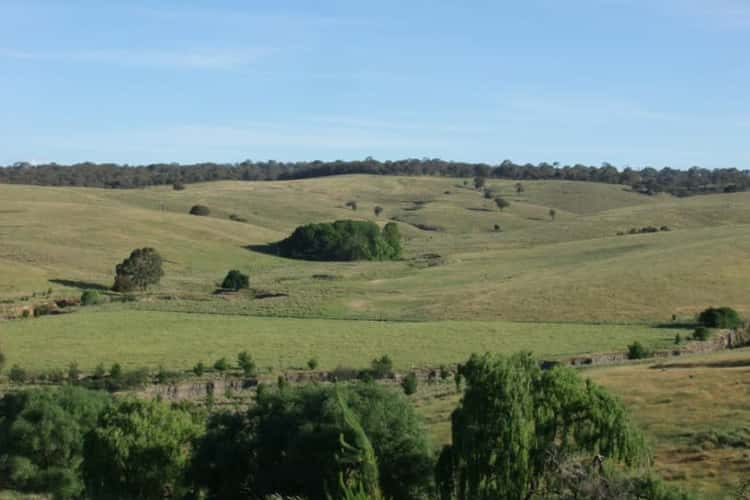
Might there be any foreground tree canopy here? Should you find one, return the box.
[276,220,402,261]
[437,352,648,500]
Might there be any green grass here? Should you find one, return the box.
[3,176,750,322]
[0,309,679,372]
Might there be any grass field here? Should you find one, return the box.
[414,348,750,499]
[1,308,679,372]
[3,176,750,322]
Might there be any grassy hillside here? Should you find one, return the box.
[2,176,750,322]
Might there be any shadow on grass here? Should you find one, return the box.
[651,359,750,370]
[49,279,109,291]
[654,321,699,330]
[243,243,281,257]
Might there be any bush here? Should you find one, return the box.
[692,326,712,341]
[221,270,249,291]
[697,306,742,329]
[345,200,358,210]
[110,363,122,380]
[213,357,229,372]
[493,224,501,232]
[189,204,210,216]
[627,341,650,360]
[193,361,205,376]
[277,220,401,261]
[373,205,383,216]
[674,333,682,345]
[439,365,450,381]
[33,304,53,317]
[371,355,394,379]
[80,290,103,306]
[68,362,81,384]
[172,181,185,190]
[307,357,319,370]
[237,351,256,377]
[494,196,510,211]
[228,213,248,223]
[401,372,418,395]
[9,364,28,383]
[113,247,163,292]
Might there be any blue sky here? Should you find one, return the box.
[1,0,749,167]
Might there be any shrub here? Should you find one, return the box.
[93,363,106,379]
[80,290,103,306]
[189,204,210,216]
[697,306,742,329]
[493,224,501,232]
[373,205,383,216]
[345,200,358,210]
[674,333,682,345]
[9,364,27,383]
[627,341,650,360]
[213,357,229,372]
[112,247,163,292]
[68,362,81,384]
[156,366,181,384]
[193,361,205,376]
[371,355,394,379]
[401,372,418,395]
[483,188,494,199]
[277,220,401,261]
[110,362,122,380]
[439,365,450,381]
[221,270,249,291]
[237,351,256,377]
[21,309,31,318]
[172,181,185,190]
[494,196,510,211]
[228,213,248,222]
[307,357,319,370]
[692,326,712,341]
[33,304,53,317]
[473,176,486,189]
[660,225,671,231]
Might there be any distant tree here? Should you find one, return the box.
[473,176,486,190]
[515,182,524,194]
[172,181,186,191]
[67,362,81,384]
[692,327,711,341]
[371,355,394,379]
[627,341,650,360]
[112,247,163,292]
[80,290,103,306]
[193,361,206,376]
[189,204,210,216]
[401,372,418,395]
[382,222,402,258]
[221,270,249,291]
[237,351,256,377]
[374,205,383,217]
[697,306,742,329]
[549,208,556,220]
[345,200,358,210]
[493,224,501,232]
[213,357,229,372]
[0,387,110,499]
[83,398,203,499]
[437,353,646,500]
[307,357,319,370]
[483,189,494,199]
[494,196,510,211]
[8,365,27,383]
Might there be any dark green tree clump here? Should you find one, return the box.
[112,247,163,292]
[190,383,434,500]
[437,352,646,500]
[83,398,204,499]
[80,290,103,306]
[697,306,742,329]
[221,270,249,291]
[189,204,210,216]
[627,341,651,360]
[0,387,111,499]
[277,220,402,261]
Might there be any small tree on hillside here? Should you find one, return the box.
[345,200,358,210]
[697,306,742,329]
[382,222,402,258]
[374,205,383,217]
[172,181,185,191]
[221,270,249,291]
[473,176,486,190]
[112,248,164,292]
[189,205,210,216]
[494,196,510,211]
[515,182,524,194]
[549,208,556,220]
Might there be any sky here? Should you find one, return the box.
[1,0,749,168]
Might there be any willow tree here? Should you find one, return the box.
[437,353,647,500]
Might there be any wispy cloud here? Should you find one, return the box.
[0,47,271,70]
